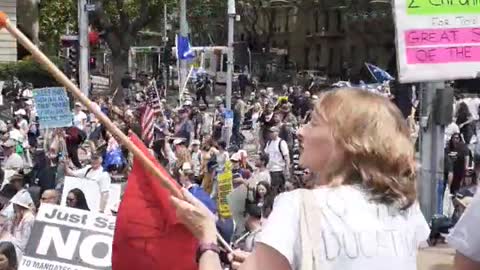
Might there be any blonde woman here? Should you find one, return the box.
[171,88,430,270]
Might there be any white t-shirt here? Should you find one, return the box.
[71,165,111,193]
[464,98,480,120]
[448,190,480,262]
[265,138,289,172]
[73,111,88,130]
[257,186,430,270]
[3,153,25,171]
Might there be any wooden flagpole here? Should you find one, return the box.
[0,12,233,252]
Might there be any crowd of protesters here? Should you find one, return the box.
[0,74,478,270]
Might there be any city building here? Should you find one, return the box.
[237,0,396,80]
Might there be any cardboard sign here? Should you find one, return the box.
[217,168,233,218]
[393,0,480,82]
[33,87,72,128]
[19,204,115,270]
[61,177,121,213]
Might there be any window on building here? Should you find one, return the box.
[304,47,310,69]
[325,11,330,32]
[328,47,335,68]
[336,11,344,33]
[314,11,319,33]
[316,44,322,67]
[286,9,290,32]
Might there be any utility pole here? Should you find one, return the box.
[419,82,445,221]
[226,0,236,110]
[78,0,90,97]
[179,0,188,105]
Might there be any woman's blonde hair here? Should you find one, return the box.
[315,88,416,209]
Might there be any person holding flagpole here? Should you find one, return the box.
[171,88,430,270]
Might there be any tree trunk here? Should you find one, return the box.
[111,50,129,105]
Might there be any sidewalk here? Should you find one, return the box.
[418,245,454,270]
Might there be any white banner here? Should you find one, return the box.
[393,0,480,82]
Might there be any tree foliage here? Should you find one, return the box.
[39,0,76,55]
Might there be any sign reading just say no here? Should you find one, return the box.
[19,204,115,270]
[393,0,480,82]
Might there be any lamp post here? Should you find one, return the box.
[226,0,236,111]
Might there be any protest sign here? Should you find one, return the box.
[19,204,115,270]
[33,87,72,128]
[61,177,121,213]
[393,0,480,82]
[217,164,233,218]
[61,176,101,211]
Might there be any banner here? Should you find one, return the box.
[393,0,480,82]
[19,204,115,270]
[61,176,121,213]
[33,87,72,128]
[217,162,233,218]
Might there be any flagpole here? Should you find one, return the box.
[0,13,234,252]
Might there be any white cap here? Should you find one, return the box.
[14,109,26,116]
[10,190,33,209]
[191,139,201,146]
[230,153,241,161]
[173,138,186,145]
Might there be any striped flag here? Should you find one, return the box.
[146,84,162,113]
[141,105,155,146]
[142,84,162,145]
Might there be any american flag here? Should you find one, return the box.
[141,85,162,145]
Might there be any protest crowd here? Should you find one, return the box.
[0,67,476,270]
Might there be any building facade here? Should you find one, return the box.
[0,0,17,62]
[237,0,396,80]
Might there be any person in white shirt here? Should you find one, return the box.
[1,140,24,171]
[65,155,111,212]
[264,126,289,195]
[170,89,430,270]
[448,191,480,270]
[72,102,88,131]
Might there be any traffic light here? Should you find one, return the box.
[68,46,78,77]
[89,56,97,70]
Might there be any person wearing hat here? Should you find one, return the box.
[72,102,88,131]
[65,155,111,213]
[1,140,24,171]
[264,126,290,196]
[1,186,35,256]
[177,163,216,215]
[175,108,193,145]
[190,140,202,183]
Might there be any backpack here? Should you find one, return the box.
[266,139,287,161]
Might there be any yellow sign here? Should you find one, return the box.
[217,167,233,218]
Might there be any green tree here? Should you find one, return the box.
[39,0,76,55]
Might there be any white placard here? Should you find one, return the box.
[61,176,101,211]
[393,0,480,82]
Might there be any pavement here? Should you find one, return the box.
[418,245,454,270]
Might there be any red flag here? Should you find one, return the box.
[112,134,198,270]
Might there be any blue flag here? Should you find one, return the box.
[177,35,195,60]
[365,63,394,83]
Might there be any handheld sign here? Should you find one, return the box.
[217,161,233,218]
[33,87,72,128]
[393,0,480,82]
[20,204,115,270]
